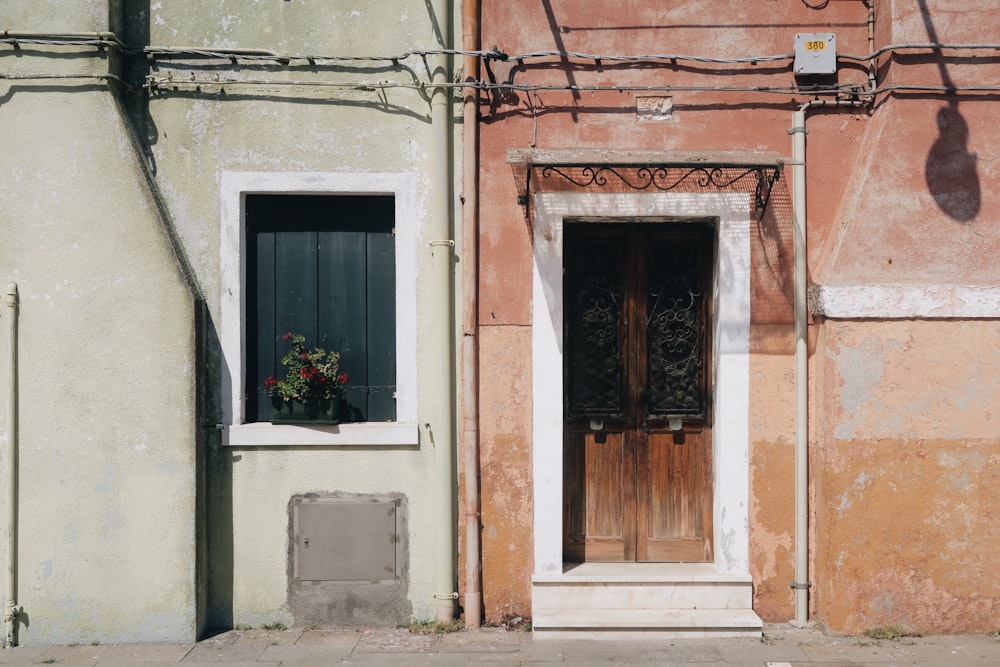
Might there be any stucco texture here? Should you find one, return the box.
[0,86,198,643]
[224,448,437,626]
[477,326,533,621]
[814,320,1000,634]
[748,325,796,622]
[137,1,462,629]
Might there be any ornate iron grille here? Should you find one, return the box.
[645,239,705,417]
[565,238,624,419]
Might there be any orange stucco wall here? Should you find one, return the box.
[469,0,1000,633]
[812,320,1000,634]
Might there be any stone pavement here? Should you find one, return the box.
[1,624,999,666]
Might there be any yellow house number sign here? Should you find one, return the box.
[794,33,836,74]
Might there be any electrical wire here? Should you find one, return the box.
[4,32,1000,67]
[142,73,1000,99]
[7,31,1000,104]
[0,72,133,89]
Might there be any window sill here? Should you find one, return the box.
[225,422,419,447]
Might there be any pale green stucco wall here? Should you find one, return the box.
[141,3,460,628]
[3,0,462,640]
[0,5,200,642]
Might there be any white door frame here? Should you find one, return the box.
[531,192,753,576]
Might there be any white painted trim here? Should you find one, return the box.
[810,284,1000,319]
[226,422,418,447]
[219,171,418,447]
[531,192,752,576]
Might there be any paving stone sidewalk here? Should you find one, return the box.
[2,624,999,666]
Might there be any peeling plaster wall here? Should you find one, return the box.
[477,0,865,623]
[818,0,1000,284]
[0,4,199,642]
[815,320,1000,634]
[808,1,1000,632]
[477,327,533,619]
[477,0,1000,634]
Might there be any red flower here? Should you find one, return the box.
[281,332,294,341]
[262,375,277,388]
[338,371,349,385]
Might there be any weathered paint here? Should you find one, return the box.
[475,0,1000,635]
[814,320,1000,633]
[477,326,533,620]
[748,325,796,622]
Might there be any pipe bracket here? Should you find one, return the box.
[790,580,813,590]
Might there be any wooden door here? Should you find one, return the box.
[563,223,714,563]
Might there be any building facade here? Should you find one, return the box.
[470,0,1000,637]
[1,0,462,644]
[1,0,999,645]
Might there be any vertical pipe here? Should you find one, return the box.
[791,106,809,626]
[428,0,457,623]
[4,283,19,647]
[460,0,483,629]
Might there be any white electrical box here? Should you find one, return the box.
[794,33,836,75]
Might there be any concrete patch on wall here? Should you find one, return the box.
[831,336,884,441]
[286,492,411,627]
[825,321,1000,443]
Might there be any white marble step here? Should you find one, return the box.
[533,579,752,610]
[531,608,763,640]
[532,562,754,610]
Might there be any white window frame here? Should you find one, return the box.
[220,171,419,446]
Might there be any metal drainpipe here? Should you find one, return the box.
[791,98,865,626]
[791,105,810,627]
[429,0,458,623]
[460,0,483,629]
[3,283,20,647]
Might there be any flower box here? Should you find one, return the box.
[270,397,340,424]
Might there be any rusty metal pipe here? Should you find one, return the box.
[460,0,482,630]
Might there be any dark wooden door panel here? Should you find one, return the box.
[564,223,713,564]
[639,428,712,562]
[564,429,633,562]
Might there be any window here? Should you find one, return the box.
[220,171,418,446]
[245,194,396,423]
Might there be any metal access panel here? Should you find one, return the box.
[794,33,837,75]
[293,497,398,582]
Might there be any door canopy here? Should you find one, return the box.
[507,149,785,222]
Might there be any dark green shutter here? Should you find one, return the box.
[246,194,396,423]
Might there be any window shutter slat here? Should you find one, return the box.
[367,230,396,421]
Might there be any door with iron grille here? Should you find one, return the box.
[563,222,714,563]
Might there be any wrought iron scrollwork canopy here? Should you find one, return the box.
[507,149,785,218]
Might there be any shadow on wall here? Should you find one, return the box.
[925,103,979,223]
[918,0,980,223]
